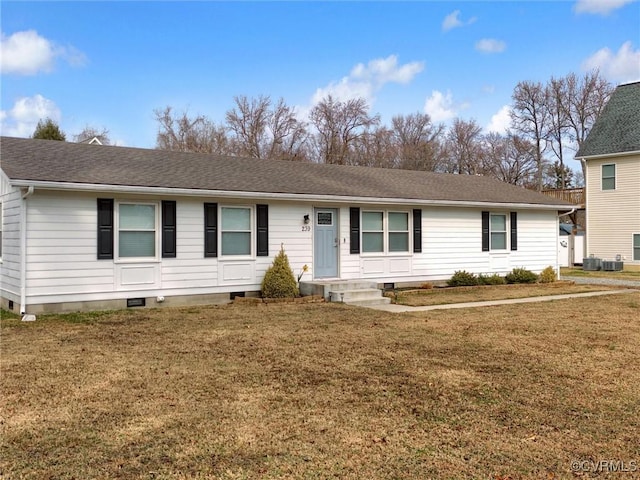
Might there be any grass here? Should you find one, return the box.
[561,267,640,280]
[393,282,617,307]
[2,294,640,479]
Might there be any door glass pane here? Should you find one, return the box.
[491,232,506,250]
[120,204,155,230]
[221,207,251,230]
[317,212,332,225]
[362,232,384,252]
[119,231,155,257]
[221,232,251,255]
[389,232,409,252]
[490,214,506,232]
[362,212,383,231]
[388,212,408,231]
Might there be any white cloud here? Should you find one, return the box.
[310,55,424,107]
[573,0,635,15]
[486,105,512,134]
[0,94,61,137]
[442,10,477,32]
[424,90,457,123]
[582,41,640,83]
[1,30,86,75]
[475,39,507,54]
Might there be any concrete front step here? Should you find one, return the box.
[300,280,391,307]
[329,287,390,306]
[342,297,392,307]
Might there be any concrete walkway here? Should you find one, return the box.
[368,289,637,313]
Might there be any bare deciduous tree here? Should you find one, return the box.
[154,107,230,154]
[74,125,111,145]
[546,77,569,188]
[511,81,550,191]
[391,113,444,171]
[351,127,395,168]
[484,132,538,187]
[443,118,485,175]
[309,95,379,165]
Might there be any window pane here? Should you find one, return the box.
[221,208,251,230]
[119,231,155,257]
[490,214,506,232]
[634,235,640,261]
[120,204,155,230]
[388,212,408,231]
[362,232,384,252]
[602,164,615,177]
[634,235,640,248]
[491,232,506,250]
[362,212,383,231]
[221,232,251,255]
[389,232,409,252]
[602,177,615,190]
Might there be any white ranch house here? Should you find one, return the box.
[0,136,574,313]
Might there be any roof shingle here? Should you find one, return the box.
[1,136,570,207]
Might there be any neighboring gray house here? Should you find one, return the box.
[1,136,573,313]
[576,81,640,269]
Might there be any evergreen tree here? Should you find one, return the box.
[261,245,299,298]
[32,118,66,141]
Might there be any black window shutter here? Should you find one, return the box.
[256,204,269,257]
[204,203,218,258]
[350,207,360,254]
[510,212,518,251]
[97,198,114,260]
[413,209,422,253]
[481,211,490,252]
[162,201,177,258]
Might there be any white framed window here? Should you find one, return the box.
[633,234,640,262]
[388,212,409,252]
[490,213,507,250]
[0,201,3,260]
[220,206,252,256]
[362,210,410,254]
[602,164,616,190]
[362,211,384,253]
[117,202,158,260]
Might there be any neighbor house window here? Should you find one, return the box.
[118,203,157,258]
[388,212,409,252]
[221,207,252,256]
[490,213,507,250]
[602,164,616,190]
[362,211,384,253]
[0,202,3,260]
[634,234,640,261]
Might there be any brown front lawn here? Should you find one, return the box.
[561,267,640,280]
[394,282,618,307]
[2,294,640,479]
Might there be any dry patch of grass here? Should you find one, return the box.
[2,293,640,479]
[561,267,640,280]
[394,282,616,307]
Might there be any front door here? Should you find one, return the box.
[314,208,339,278]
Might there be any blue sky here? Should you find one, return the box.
[2,0,639,155]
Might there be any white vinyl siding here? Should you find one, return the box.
[601,164,616,190]
[0,201,3,259]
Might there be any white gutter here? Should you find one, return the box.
[20,186,34,314]
[9,180,573,211]
[576,149,640,161]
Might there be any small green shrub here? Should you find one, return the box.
[261,245,299,298]
[478,273,506,285]
[505,267,538,284]
[447,270,479,287]
[538,266,557,283]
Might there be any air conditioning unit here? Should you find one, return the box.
[602,260,623,271]
[583,257,602,271]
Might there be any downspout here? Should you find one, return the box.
[558,207,577,280]
[20,186,34,315]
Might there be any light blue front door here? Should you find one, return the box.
[314,208,339,278]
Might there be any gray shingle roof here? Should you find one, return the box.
[1,136,570,207]
[577,81,640,158]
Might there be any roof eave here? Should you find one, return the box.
[9,179,573,210]
[575,148,640,161]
